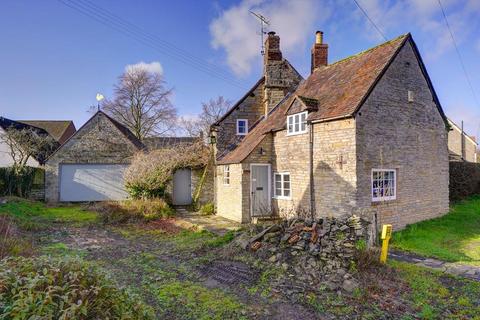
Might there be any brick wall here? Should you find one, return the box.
[45,113,138,202]
[355,41,449,230]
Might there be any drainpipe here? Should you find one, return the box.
[309,121,316,218]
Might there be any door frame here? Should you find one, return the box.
[249,163,271,218]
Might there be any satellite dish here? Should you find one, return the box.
[96,93,104,102]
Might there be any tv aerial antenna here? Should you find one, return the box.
[249,11,270,56]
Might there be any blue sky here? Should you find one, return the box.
[0,0,479,137]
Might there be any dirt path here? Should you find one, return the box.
[34,223,320,320]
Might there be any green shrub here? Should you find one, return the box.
[199,202,215,215]
[0,167,43,198]
[91,199,174,225]
[0,256,154,319]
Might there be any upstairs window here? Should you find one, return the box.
[236,119,248,135]
[287,112,307,135]
[372,169,396,202]
[274,172,291,199]
[223,165,230,185]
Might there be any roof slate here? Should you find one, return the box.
[217,34,413,164]
[18,120,75,144]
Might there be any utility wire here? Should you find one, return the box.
[352,0,388,41]
[57,0,248,90]
[437,0,480,109]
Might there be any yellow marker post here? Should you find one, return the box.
[380,224,392,264]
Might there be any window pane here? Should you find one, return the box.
[294,115,300,132]
[301,121,306,132]
[283,174,290,182]
[284,189,290,197]
[275,188,282,196]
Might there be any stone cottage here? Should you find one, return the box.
[212,31,449,230]
[45,111,212,205]
[447,118,477,162]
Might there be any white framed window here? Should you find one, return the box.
[274,172,291,199]
[371,169,396,202]
[223,165,230,185]
[287,111,308,135]
[236,119,248,135]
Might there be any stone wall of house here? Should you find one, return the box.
[448,123,477,162]
[271,127,311,217]
[214,82,265,158]
[191,164,214,206]
[215,163,246,222]
[45,113,138,202]
[355,41,449,230]
[312,119,358,218]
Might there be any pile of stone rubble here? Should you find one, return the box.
[237,215,371,292]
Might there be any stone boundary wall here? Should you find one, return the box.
[450,161,480,201]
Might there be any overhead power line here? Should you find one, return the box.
[437,0,480,109]
[57,0,248,90]
[352,0,388,41]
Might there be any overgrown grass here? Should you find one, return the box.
[0,197,98,230]
[153,280,245,320]
[392,195,480,264]
[391,260,480,319]
[90,198,174,225]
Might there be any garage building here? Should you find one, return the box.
[45,111,210,204]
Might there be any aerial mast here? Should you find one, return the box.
[249,11,270,56]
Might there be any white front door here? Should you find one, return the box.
[250,164,271,217]
[173,168,192,205]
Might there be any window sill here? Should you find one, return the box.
[371,198,397,205]
[236,133,247,136]
[273,196,292,200]
[286,131,307,137]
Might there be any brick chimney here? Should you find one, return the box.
[264,31,282,68]
[311,31,328,72]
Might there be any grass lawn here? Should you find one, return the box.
[392,196,480,264]
[0,197,98,229]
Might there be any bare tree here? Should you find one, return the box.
[100,68,177,141]
[0,128,57,170]
[180,96,231,138]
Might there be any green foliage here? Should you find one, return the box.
[124,142,209,200]
[0,198,98,230]
[392,195,480,264]
[91,199,174,225]
[154,280,244,320]
[0,256,154,319]
[199,202,215,216]
[391,260,480,319]
[0,166,43,198]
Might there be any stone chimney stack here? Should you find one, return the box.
[262,31,301,117]
[311,31,328,72]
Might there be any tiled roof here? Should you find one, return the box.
[218,34,414,164]
[143,136,199,150]
[18,120,75,144]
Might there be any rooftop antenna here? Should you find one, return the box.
[249,10,270,56]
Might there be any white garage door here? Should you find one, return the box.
[59,164,129,202]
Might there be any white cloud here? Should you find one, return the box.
[124,61,163,75]
[210,0,329,76]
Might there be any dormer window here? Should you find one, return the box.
[236,119,248,135]
[287,111,308,135]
